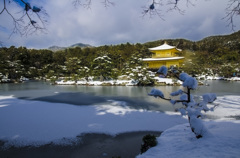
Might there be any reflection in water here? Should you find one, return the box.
[0,80,240,112]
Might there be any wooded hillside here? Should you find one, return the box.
[0,30,239,82]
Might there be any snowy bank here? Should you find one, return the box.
[154,77,176,85]
[55,78,178,86]
[137,121,240,158]
[197,75,240,81]
[55,75,240,86]
[55,79,138,86]
[226,77,240,81]
[55,78,204,86]
[137,95,240,158]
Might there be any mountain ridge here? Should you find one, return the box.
[143,30,240,51]
[48,43,94,52]
[48,30,240,52]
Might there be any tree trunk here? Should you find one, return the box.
[187,88,191,102]
[188,116,203,139]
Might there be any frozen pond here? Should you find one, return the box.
[0,80,240,112]
[0,80,240,158]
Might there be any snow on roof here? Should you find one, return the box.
[142,57,184,61]
[149,43,182,51]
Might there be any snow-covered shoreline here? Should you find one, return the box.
[54,76,240,86]
[55,79,138,86]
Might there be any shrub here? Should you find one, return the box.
[140,134,157,154]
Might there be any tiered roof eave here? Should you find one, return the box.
[142,57,184,61]
[149,43,182,52]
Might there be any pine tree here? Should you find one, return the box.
[91,53,113,81]
[124,53,154,86]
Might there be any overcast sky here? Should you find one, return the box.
[0,0,240,49]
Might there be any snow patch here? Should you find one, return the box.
[137,121,240,158]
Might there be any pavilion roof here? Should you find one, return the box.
[143,57,184,61]
[149,43,182,51]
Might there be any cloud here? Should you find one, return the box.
[0,0,239,49]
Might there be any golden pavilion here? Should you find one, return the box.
[143,42,184,69]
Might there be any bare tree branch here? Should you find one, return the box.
[166,0,186,15]
[0,0,48,37]
[223,0,240,31]
[142,0,165,20]
[72,0,114,9]
[1,0,239,40]
[102,0,115,8]
[142,0,196,19]
[72,0,92,9]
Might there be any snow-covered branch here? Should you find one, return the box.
[148,66,217,139]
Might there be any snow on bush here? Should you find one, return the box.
[170,89,183,96]
[157,66,168,77]
[149,66,218,139]
[182,76,198,90]
[202,93,217,103]
[179,72,189,81]
[148,88,164,98]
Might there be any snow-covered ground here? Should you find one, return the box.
[137,121,240,158]
[0,95,240,157]
[137,95,240,158]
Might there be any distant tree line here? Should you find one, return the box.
[0,31,240,83]
[0,43,152,84]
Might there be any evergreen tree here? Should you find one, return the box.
[64,57,82,80]
[91,53,113,81]
[78,66,90,81]
[124,53,154,85]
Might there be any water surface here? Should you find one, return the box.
[0,80,239,112]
